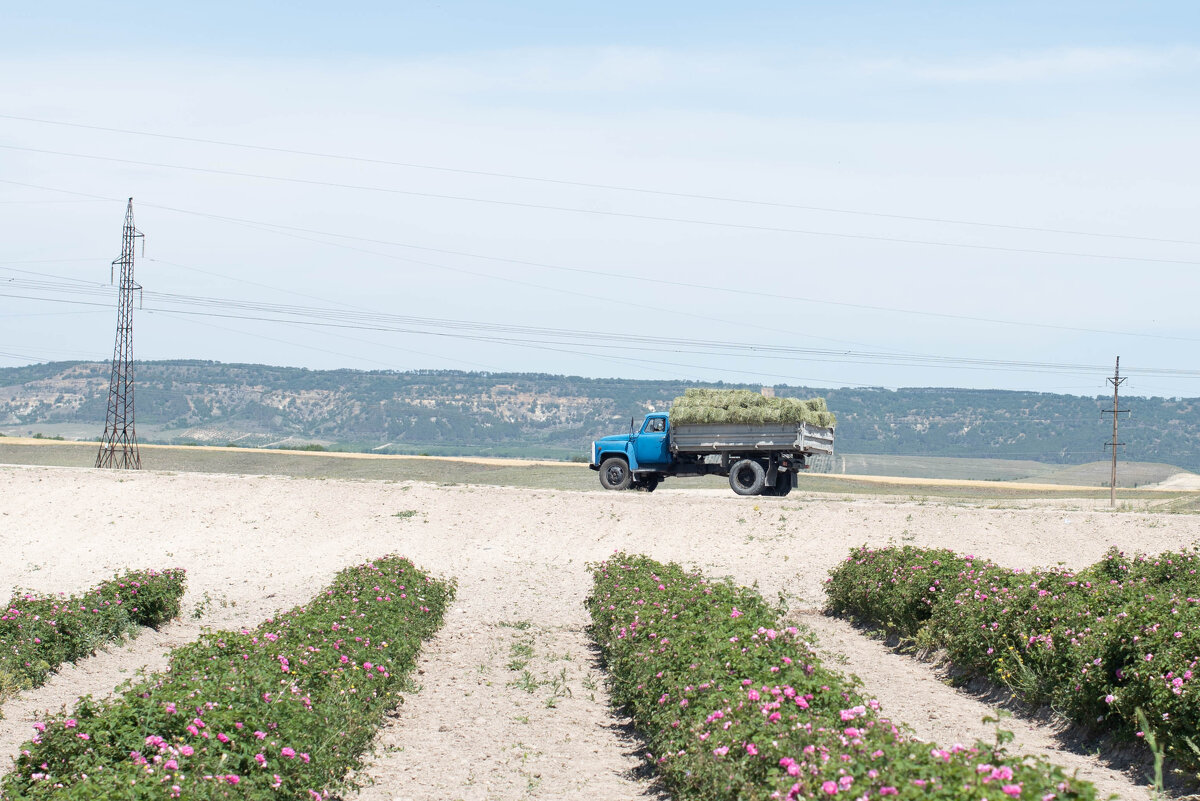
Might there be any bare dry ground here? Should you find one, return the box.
[3,437,1194,500]
[1150,472,1200,491]
[2,461,1198,799]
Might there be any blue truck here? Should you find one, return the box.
[589,413,835,496]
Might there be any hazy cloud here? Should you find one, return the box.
[870,46,1200,84]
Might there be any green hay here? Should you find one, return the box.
[668,389,836,427]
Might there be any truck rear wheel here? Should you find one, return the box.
[729,459,766,496]
[635,475,661,492]
[599,457,632,490]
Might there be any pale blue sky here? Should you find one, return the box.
[2,3,1199,396]
[6,3,1197,59]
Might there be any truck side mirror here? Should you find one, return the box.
[630,417,635,435]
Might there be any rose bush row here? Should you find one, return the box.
[588,553,1096,800]
[1,568,187,704]
[826,545,1200,771]
[2,555,455,800]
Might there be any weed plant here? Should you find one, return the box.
[826,545,1200,772]
[2,556,454,799]
[1,569,186,704]
[588,553,1094,800]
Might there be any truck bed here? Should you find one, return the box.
[669,421,835,455]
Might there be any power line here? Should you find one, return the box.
[1,263,926,386]
[0,309,109,319]
[0,185,959,358]
[127,202,1200,346]
[0,290,980,388]
[4,267,1198,410]
[0,201,928,359]
[7,276,1200,381]
[0,347,107,363]
[143,252,899,356]
[0,257,105,266]
[5,178,1200,346]
[0,263,113,287]
[10,273,1200,378]
[151,310,502,373]
[5,143,1200,268]
[0,199,107,204]
[2,284,859,387]
[151,309,779,387]
[3,111,1196,247]
[0,249,909,363]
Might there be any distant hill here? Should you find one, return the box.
[2,360,1199,470]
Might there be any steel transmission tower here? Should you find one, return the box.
[96,199,144,469]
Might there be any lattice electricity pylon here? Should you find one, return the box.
[96,198,144,469]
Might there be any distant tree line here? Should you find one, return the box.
[2,361,1197,468]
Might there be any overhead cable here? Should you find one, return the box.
[2,111,1195,247]
[5,278,1200,380]
[3,178,1198,346]
[4,144,1199,268]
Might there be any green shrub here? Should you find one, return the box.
[3,556,454,800]
[824,545,969,639]
[826,545,1200,772]
[1078,546,1200,589]
[589,553,1095,800]
[1,569,186,703]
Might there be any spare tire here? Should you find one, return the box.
[729,459,766,496]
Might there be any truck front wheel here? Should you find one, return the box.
[599,458,632,490]
[729,459,766,496]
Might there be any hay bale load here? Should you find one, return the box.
[668,388,836,428]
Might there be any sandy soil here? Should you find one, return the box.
[797,613,1153,800]
[1148,472,1200,491]
[2,465,1198,799]
[0,436,578,468]
[807,471,1177,493]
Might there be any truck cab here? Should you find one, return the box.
[590,413,671,491]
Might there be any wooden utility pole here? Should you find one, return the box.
[1102,357,1128,508]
